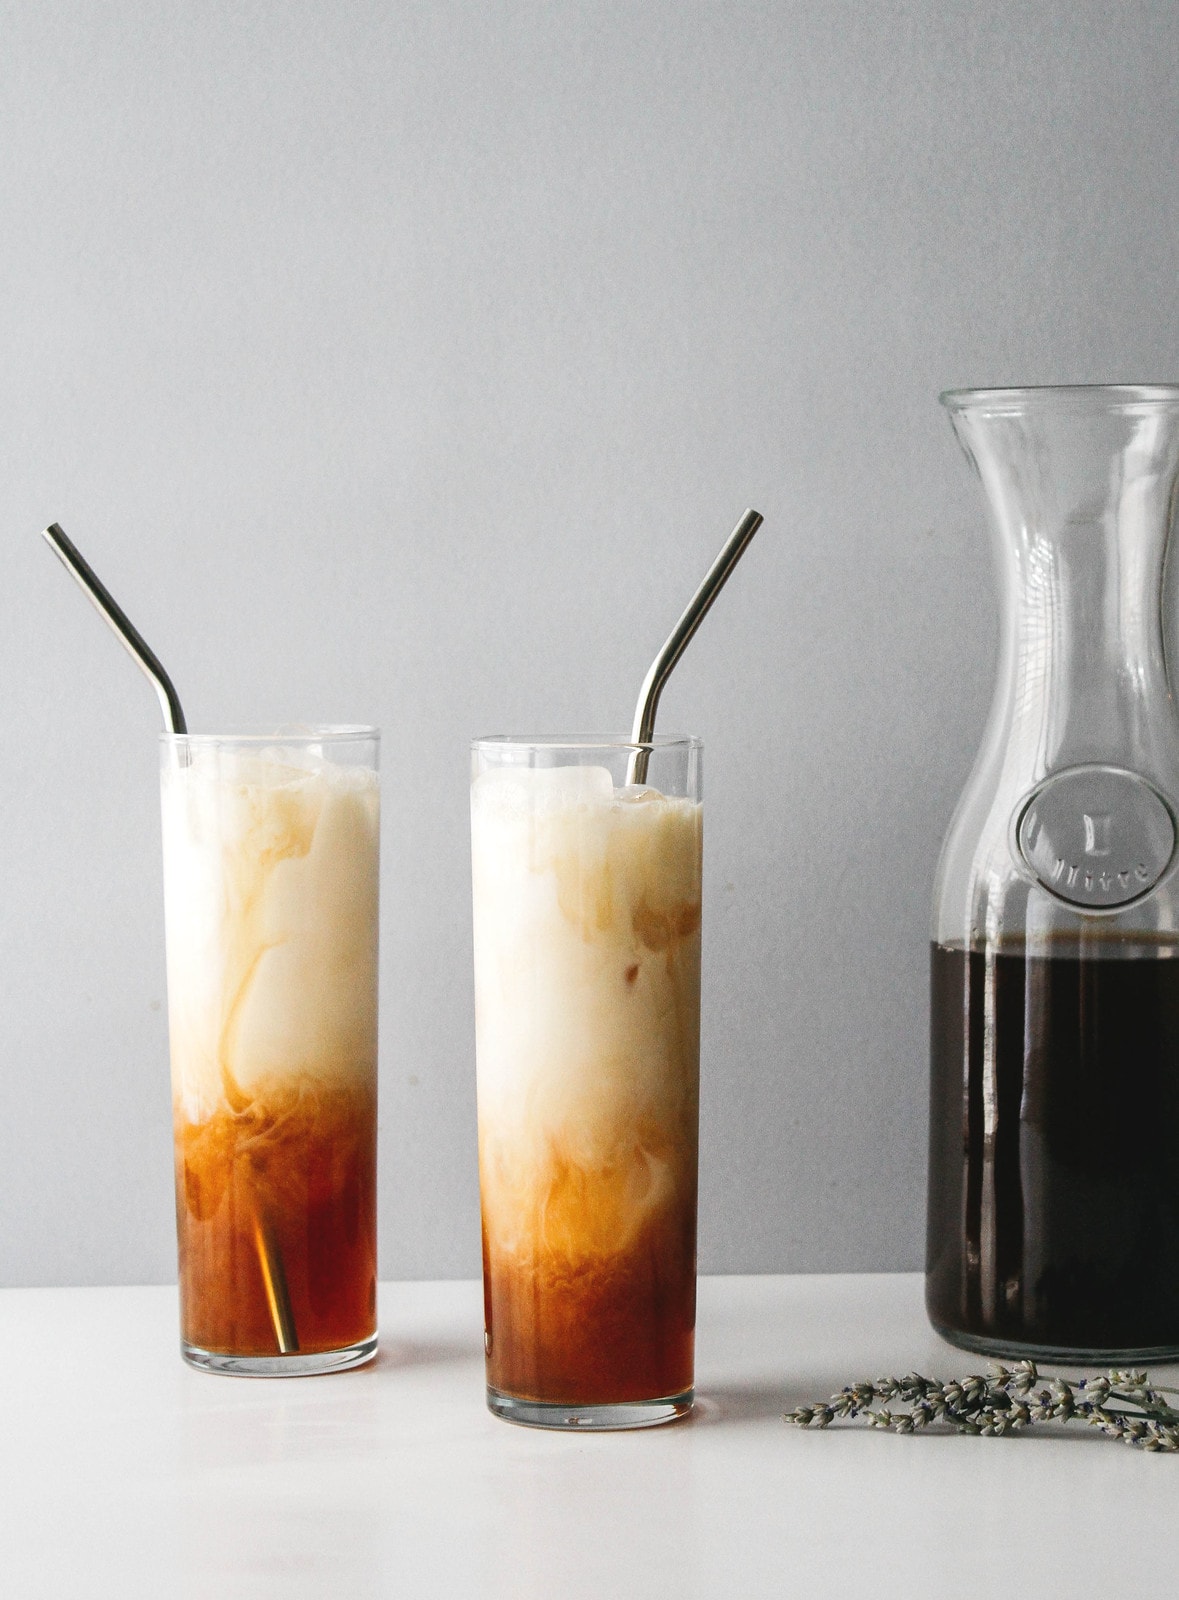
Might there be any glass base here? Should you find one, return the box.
[182,1333,378,1377]
[486,1385,693,1430]
[932,1323,1179,1365]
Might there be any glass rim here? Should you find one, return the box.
[160,724,379,746]
[941,383,1179,415]
[471,732,702,752]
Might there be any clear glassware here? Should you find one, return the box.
[927,386,1179,1360]
[161,726,380,1375]
[471,735,702,1428]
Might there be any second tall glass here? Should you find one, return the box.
[471,735,702,1428]
[161,726,380,1375]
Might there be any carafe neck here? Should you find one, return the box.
[949,389,1179,780]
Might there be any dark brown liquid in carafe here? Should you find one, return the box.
[927,942,1179,1356]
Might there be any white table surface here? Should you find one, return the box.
[1,1274,1175,1598]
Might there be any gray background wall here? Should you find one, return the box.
[4,0,1179,1286]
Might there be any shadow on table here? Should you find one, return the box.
[369,1338,483,1371]
[692,1381,799,1423]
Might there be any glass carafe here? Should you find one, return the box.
[927,385,1179,1360]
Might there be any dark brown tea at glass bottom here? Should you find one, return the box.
[176,1076,377,1359]
[927,941,1179,1359]
[481,1205,696,1409]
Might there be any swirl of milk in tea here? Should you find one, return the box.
[161,745,380,1122]
[472,765,701,1400]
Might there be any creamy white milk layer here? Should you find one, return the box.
[162,745,379,1121]
[472,765,701,1252]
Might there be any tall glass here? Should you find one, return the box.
[471,735,702,1429]
[160,727,380,1375]
[928,386,1179,1360]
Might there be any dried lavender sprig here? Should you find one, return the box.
[788,1360,1179,1452]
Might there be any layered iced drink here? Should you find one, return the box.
[472,739,702,1427]
[161,729,379,1374]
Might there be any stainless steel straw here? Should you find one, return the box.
[42,524,187,736]
[626,508,763,785]
[41,521,300,1356]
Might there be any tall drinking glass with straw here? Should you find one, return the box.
[43,525,380,1375]
[471,508,762,1429]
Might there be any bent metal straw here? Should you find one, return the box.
[626,508,763,785]
[41,521,300,1356]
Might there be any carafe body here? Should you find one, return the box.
[928,385,1179,1360]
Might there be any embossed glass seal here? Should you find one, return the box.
[1016,764,1176,910]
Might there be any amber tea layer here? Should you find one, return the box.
[162,741,379,1358]
[472,765,701,1406]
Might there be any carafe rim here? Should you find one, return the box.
[941,382,1179,414]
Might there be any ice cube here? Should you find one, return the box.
[528,764,614,811]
